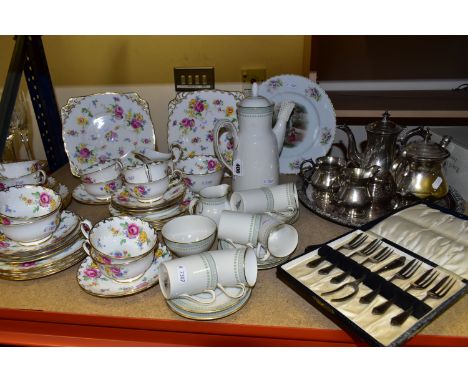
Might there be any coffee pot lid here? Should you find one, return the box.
[238,83,273,110]
[366,111,404,134]
[405,132,451,161]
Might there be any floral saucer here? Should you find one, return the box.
[47,177,71,208]
[166,286,252,321]
[72,183,111,205]
[0,210,80,257]
[77,244,172,298]
[0,237,85,274]
[111,183,187,212]
[217,239,292,270]
[109,202,185,221]
[61,92,156,177]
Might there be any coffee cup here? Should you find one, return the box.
[230,183,298,213]
[257,214,298,260]
[83,176,123,199]
[217,211,262,247]
[125,171,182,202]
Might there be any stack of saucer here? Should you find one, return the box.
[0,210,86,280]
[108,183,192,230]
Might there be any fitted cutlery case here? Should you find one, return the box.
[278,203,468,346]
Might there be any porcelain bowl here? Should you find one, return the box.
[85,243,154,282]
[0,185,62,244]
[80,160,122,184]
[177,155,224,193]
[162,215,217,257]
[81,216,158,261]
[83,177,123,199]
[0,160,42,179]
[0,170,47,190]
[123,161,169,184]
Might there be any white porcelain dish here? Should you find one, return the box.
[162,215,217,257]
[258,75,336,174]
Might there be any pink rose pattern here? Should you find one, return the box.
[84,267,101,278]
[127,223,139,239]
[39,192,51,207]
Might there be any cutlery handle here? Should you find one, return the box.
[372,298,395,315]
[359,286,381,304]
[306,256,325,268]
[330,270,350,284]
[390,306,414,326]
[318,263,336,275]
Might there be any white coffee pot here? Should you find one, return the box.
[213,83,294,191]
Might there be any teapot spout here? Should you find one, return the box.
[273,101,295,153]
[337,124,363,166]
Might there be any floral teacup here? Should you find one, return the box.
[0,185,62,244]
[123,161,169,184]
[176,155,224,193]
[83,177,123,199]
[0,170,47,190]
[125,171,182,202]
[80,160,122,184]
[0,160,42,179]
[80,216,158,261]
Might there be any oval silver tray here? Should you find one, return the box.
[297,175,465,229]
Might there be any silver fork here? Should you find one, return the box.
[306,233,368,268]
[321,256,406,302]
[318,239,382,275]
[328,246,391,284]
[372,267,439,315]
[359,259,422,304]
[390,275,457,326]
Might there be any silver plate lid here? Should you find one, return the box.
[366,111,404,135]
[405,133,451,161]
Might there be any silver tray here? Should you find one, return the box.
[297,176,465,228]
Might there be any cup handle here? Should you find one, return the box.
[255,242,271,261]
[217,283,246,299]
[169,143,183,162]
[82,240,92,257]
[169,169,183,187]
[299,159,316,179]
[179,289,216,304]
[143,163,153,183]
[80,219,93,239]
[38,169,47,185]
[188,196,200,215]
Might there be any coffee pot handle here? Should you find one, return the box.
[299,158,317,180]
[213,119,236,174]
[398,126,429,146]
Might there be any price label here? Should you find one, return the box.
[432,177,443,190]
[177,265,187,283]
[233,159,243,176]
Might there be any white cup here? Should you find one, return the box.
[230,183,298,213]
[257,214,298,259]
[218,211,262,247]
[0,170,47,190]
[159,254,219,304]
[207,248,257,289]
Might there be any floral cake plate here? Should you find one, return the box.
[167,90,244,165]
[0,210,80,258]
[72,184,111,205]
[166,286,252,321]
[258,75,336,174]
[77,244,172,298]
[61,92,156,177]
[111,183,188,212]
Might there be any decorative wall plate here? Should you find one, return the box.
[72,184,111,205]
[167,90,244,164]
[166,286,252,320]
[258,75,336,174]
[0,210,79,256]
[61,92,156,177]
[77,245,171,298]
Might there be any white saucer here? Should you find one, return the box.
[166,286,252,320]
[0,210,80,257]
[72,183,111,205]
[108,202,186,221]
[77,244,172,298]
[217,239,292,270]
